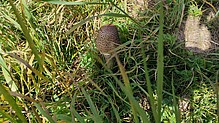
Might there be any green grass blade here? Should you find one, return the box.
[94,53,149,122]
[216,71,219,122]
[108,99,121,123]
[157,1,164,122]
[0,108,18,123]
[44,0,108,5]
[0,53,18,92]
[56,114,72,122]
[34,102,56,123]
[115,55,139,123]
[141,45,158,123]
[108,0,142,28]
[71,108,85,123]
[101,13,128,17]
[3,52,50,82]
[65,15,97,36]
[115,55,150,123]
[71,107,85,122]
[116,77,150,123]
[107,82,129,104]
[65,13,128,36]
[171,73,181,123]
[2,12,21,30]
[81,87,103,122]
[71,92,85,123]
[20,0,39,36]
[89,78,121,122]
[0,83,27,123]
[8,0,42,69]
[88,77,122,123]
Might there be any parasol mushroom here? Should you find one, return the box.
[96,24,120,68]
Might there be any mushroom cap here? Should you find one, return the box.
[96,24,120,54]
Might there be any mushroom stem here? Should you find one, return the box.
[104,54,114,69]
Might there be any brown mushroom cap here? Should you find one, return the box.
[96,24,120,55]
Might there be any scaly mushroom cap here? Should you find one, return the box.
[96,24,120,55]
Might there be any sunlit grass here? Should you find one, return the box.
[0,0,219,122]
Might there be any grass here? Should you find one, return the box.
[0,0,219,122]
